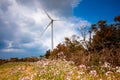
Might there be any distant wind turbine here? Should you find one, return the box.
[40,11,61,50]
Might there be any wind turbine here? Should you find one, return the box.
[40,11,60,50]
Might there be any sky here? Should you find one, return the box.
[0,0,120,59]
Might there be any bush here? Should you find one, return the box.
[100,48,120,66]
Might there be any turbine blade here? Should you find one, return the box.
[44,10,52,20]
[40,22,52,38]
[53,20,64,21]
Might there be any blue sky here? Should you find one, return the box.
[0,0,120,59]
[74,0,120,23]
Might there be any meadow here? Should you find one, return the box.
[0,59,120,80]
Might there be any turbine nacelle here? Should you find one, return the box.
[40,10,62,50]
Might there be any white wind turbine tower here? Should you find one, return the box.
[40,11,60,50]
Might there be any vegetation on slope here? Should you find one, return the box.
[45,16,120,66]
[0,59,120,80]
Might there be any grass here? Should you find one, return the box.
[0,59,120,80]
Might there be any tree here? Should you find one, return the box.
[44,49,51,58]
[64,35,84,52]
[90,16,120,51]
[89,24,98,45]
[114,16,120,22]
[49,35,84,59]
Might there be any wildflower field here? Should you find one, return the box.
[0,59,120,80]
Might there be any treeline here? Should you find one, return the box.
[0,56,41,65]
[44,16,120,66]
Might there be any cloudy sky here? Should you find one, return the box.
[0,0,120,59]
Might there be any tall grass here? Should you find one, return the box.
[0,59,120,80]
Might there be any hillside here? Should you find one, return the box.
[0,59,120,80]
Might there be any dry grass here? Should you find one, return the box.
[0,59,120,80]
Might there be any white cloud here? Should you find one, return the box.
[1,48,24,53]
[16,0,82,17]
[0,0,90,56]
